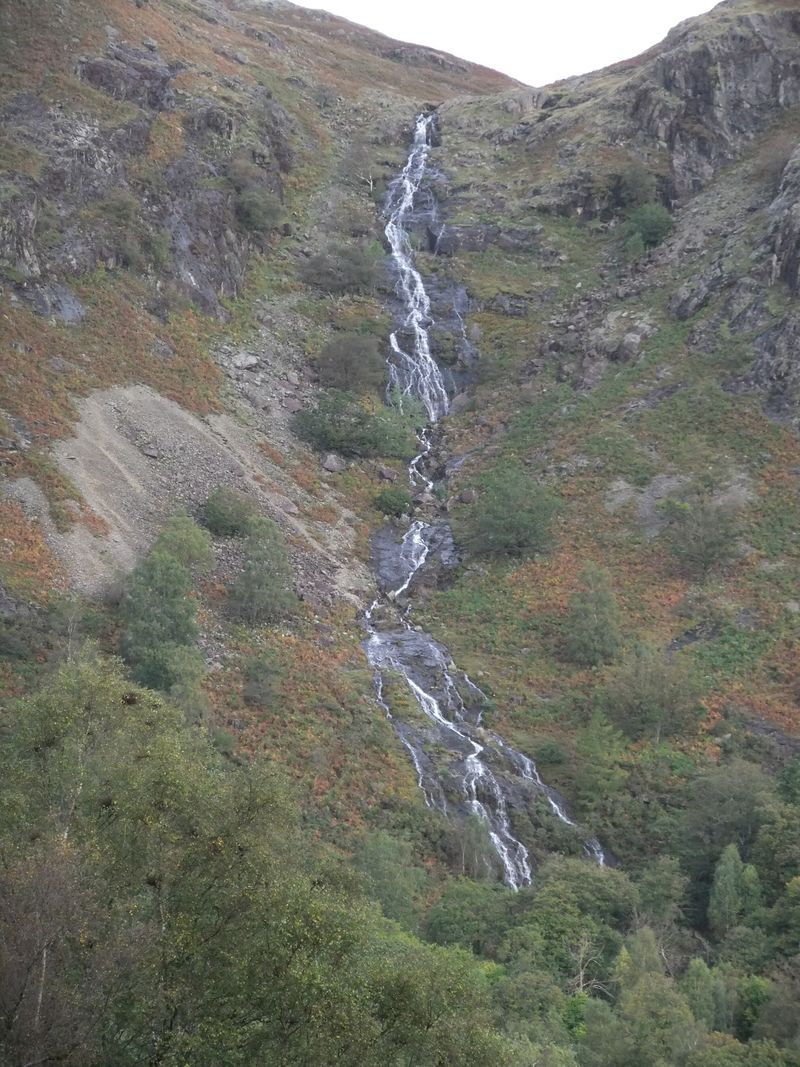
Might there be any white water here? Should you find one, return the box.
[364,113,605,888]
[384,114,450,424]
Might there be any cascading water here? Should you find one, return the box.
[363,113,605,888]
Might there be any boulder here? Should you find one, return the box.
[322,453,346,473]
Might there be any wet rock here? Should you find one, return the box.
[321,453,346,473]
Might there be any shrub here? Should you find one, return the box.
[201,486,256,537]
[624,202,673,249]
[234,188,282,238]
[120,550,199,690]
[226,155,265,192]
[534,740,567,766]
[100,189,139,225]
[458,465,561,558]
[299,241,379,294]
[661,493,738,579]
[228,518,297,625]
[317,332,385,394]
[153,510,214,573]
[242,650,282,707]
[292,390,416,458]
[563,564,623,666]
[374,486,411,517]
[600,644,702,743]
[612,161,657,210]
[162,645,210,722]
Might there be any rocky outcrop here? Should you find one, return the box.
[75,43,180,111]
[623,7,800,196]
[770,142,800,293]
[443,1,800,217]
[0,188,41,279]
[0,35,297,316]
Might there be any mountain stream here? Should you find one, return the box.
[362,114,605,888]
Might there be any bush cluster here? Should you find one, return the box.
[299,240,380,294]
[374,485,411,517]
[201,486,256,537]
[228,517,298,625]
[458,464,561,558]
[292,390,416,458]
[317,332,385,394]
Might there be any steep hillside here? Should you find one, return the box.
[1,0,800,1064]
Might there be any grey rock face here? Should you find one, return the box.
[770,143,800,295]
[76,43,179,111]
[15,283,86,324]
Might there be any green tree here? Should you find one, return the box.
[353,831,428,929]
[563,565,623,667]
[425,880,514,957]
[317,332,385,393]
[200,485,256,537]
[0,657,518,1067]
[601,643,701,742]
[613,162,657,209]
[675,760,773,920]
[459,464,561,558]
[153,509,214,573]
[228,517,297,624]
[708,844,762,939]
[292,389,416,458]
[575,712,627,813]
[682,958,717,1028]
[624,202,673,248]
[120,549,199,689]
[709,844,747,937]
[635,856,688,930]
[374,485,412,517]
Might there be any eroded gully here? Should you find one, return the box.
[362,113,604,888]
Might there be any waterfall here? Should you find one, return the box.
[363,113,605,888]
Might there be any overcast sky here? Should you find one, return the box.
[290,0,719,85]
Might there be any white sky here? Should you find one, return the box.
[290,0,719,85]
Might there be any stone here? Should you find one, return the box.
[283,398,302,414]
[142,36,158,51]
[141,445,160,459]
[232,352,259,370]
[378,465,398,482]
[322,453,346,473]
[459,488,477,504]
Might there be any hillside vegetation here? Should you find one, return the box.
[1,0,800,1063]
